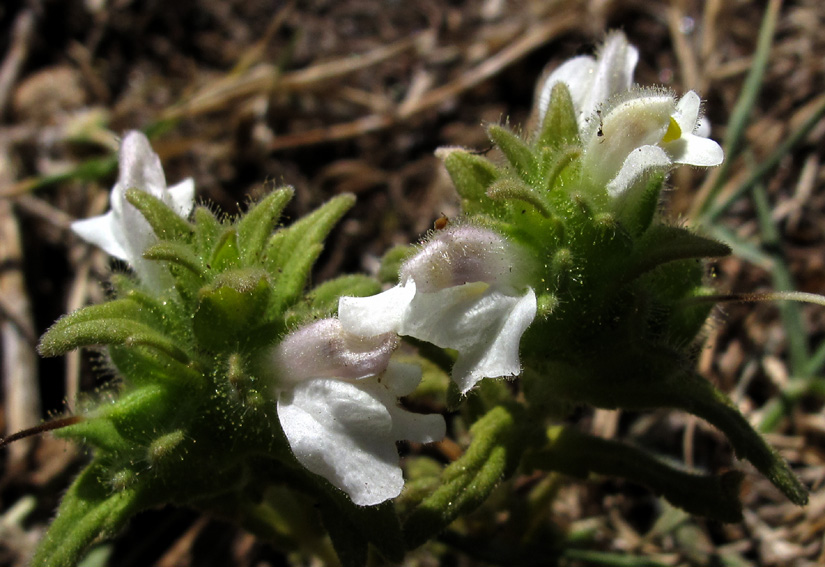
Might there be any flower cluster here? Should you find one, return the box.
[69,131,536,507]
[66,31,723,508]
[269,223,537,504]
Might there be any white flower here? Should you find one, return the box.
[581,89,724,197]
[339,225,537,394]
[534,32,724,201]
[71,131,195,285]
[662,90,724,167]
[271,318,445,507]
[536,31,638,131]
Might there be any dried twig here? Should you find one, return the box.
[666,3,700,91]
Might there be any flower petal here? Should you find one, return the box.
[400,225,527,293]
[673,90,701,133]
[71,211,129,261]
[167,178,196,217]
[396,281,489,346]
[583,92,674,189]
[382,360,423,397]
[274,318,398,383]
[667,133,724,167]
[449,287,537,393]
[537,32,638,131]
[695,117,711,138]
[398,283,536,394]
[589,32,639,119]
[388,404,446,444]
[71,130,197,290]
[606,145,672,198]
[373,362,446,443]
[537,55,596,125]
[338,280,416,337]
[278,379,402,506]
[116,131,167,200]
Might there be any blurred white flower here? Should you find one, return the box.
[71,131,194,285]
[536,31,638,130]
[271,318,445,507]
[339,225,537,394]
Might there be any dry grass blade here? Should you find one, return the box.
[162,32,432,121]
[269,13,580,152]
[0,199,41,467]
[666,4,700,91]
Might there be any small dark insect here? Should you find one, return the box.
[596,109,604,138]
[434,213,449,230]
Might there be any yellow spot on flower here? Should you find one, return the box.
[662,116,682,143]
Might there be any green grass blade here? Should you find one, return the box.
[705,95,825,221]
[696,0,781,216]
[751,183,809,372]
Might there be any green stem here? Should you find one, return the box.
[525,355,808,505]
[525,426,744,522]
[403,404,529,549]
